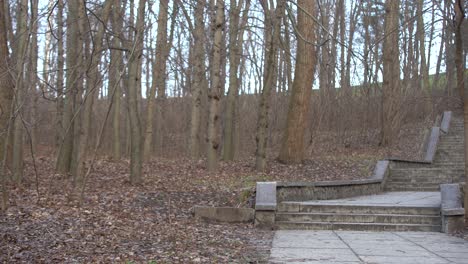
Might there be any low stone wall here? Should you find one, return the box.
[276,179,382,202]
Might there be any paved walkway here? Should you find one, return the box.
[270,230,468,263]
[297,191,441,207]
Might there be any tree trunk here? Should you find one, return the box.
[417,0,430,93]
[207,0,225,171]
[71,0,112,185]
[380,0,401,146]
[0,0,13,211]
[223,0,250,161]
[190,0,208,159]
[344,2,362,90]
[56,0,82,174]
[55,0,64,150]
[255,0,285,171]
[11,0,29,183]
[126,0,146,184]
[454,0,467,225]
[143,0,169,160]
[29,0,39,153]
[278,0,317,164]
[110,0,123,160]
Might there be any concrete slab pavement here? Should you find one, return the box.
[270,230,468,263]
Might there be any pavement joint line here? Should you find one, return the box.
[333,230,365,264]
[392,232,455,263]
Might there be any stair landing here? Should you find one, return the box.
[289,191,440,208]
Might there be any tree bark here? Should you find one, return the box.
[0,0,13,211]
[454,0,467,224]
[143,0,177,160]
[278,0,317,164]
[126,0,146,184]
[56,0,82,174]
[11,0,29,183]
[143,0,169,160]
[207,0,225,171]
[223,0,250,161]
[380,0,401,146]
[110,0,124,160]
[190,0,208,159]
[255,0,285,171]
[71,0,112,185]
[55,0,64,150]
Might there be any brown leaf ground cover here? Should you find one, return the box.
[0,122,430,263]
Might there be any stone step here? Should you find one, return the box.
[434,151,464,156]
[440,136,464,139]
[433,157,465,163]
[437,143,463,147]
[437,144,463,148]
[387,178,457,184]
[384,186,439,192]
[390,168,464,175]
[437,143,464,147]
[275,212,441,225]
[275,221,441,232]
[277,203,440,215]
[392,163,464,169]
[389,169,463,174]
[434,155,464,160]
[385,182,450,189]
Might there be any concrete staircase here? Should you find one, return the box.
[275,203,441,232]
[385,116,464,192]
[272,115,463,232]
[274,191,443,232]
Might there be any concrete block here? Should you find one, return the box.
[440,183,465,234]
[442,214,465,234]
[424,127,440,162]
[254,211,275,229]
[370,160,389,182]
[441,184,463,209]
[193,206,254,223]
[440,111,452,133]
[255,182,277,211]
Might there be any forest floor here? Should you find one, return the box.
[1,121,447,263]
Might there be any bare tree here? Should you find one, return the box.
[278,0,317,164]
[55,0,65,150]
[189,0,208,159]
[454,0,467,220]
[56,1,83,174]
[126,0,146,184]
[255,0,285,171]
[143,0,177,160]
[223,0,250,161]
[143,0,170,160]
[380,0,401,146]
[72,0,113,185]
[207,0,225,171]
[110,0,124,160]
[11,0,29,183]
[0,0,13,211]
